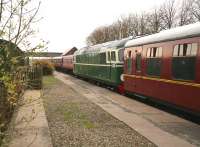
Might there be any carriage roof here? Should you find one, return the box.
[125,22,200,48]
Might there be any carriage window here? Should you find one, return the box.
[118,49,124,62]
[111,51,116,61]
[147,48,151,57]
[179,45,183,56]
[128,51,132,58]
[186,44,192,56]
[146,47,162,76]
[191,43,198,56]
[152,47,157,57]
[173,43,198,57]
[147,47,162,58]
[173,45,179,56]
[172,43,198,80]
[158,47,163,57]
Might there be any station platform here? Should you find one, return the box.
[55,71,200,147]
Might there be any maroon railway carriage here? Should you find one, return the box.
[52,57,62,69]
[123,23,200,116]
[62,55,74,71]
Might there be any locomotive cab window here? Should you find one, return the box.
[111,51,116,61]
[172,43,198,81]
[146,47,162,77]
[107,51,111,62]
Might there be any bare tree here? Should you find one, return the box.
[0,0,46,52]
[146,8,162,33]
[0,0,48,75]
[139,12,151,35]
[178,0,195,26]
[86,13,150,45]
[192,0,200,21]
[86,26,108,45]
[129,14,140,36]
[110,22,121,40]
[86,0,199,46]
[117,16,130,39]
[160,0,177,29]
[117,14,139,38]
[0,0,3,22]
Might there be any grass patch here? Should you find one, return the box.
[81,119,95,129]
[59,102,95,129]
[43,76,59,86]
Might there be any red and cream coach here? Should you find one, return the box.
[123,23,200,116]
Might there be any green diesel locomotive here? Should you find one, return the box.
[73,38,130,92]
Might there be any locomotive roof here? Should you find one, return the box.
[107,37,130,48]
[125,22,200,48]
[76,38,130,55]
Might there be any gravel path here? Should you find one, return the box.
[42,76,157,147]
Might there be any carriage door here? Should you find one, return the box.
[134,47,142,75]
[133,47,143,93]
[126,50,132,74]
[135,53,142,74]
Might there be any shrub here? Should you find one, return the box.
[33,60,54,76]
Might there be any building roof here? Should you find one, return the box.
[125,22,200,48]
[62,47,77,56]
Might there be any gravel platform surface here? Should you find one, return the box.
[42,76,157,147]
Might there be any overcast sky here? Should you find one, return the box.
[38,0,167,53]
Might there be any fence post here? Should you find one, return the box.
[0,80,8,120]
[0,81,6,102]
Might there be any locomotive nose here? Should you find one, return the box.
[120,74,124,81]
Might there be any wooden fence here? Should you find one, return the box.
[0,65,43,122]
[11,65,43,90]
